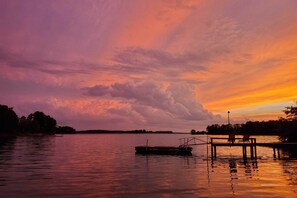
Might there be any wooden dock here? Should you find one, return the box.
[210,138,297,160]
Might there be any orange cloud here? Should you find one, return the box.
[109,1,199,50]
[198,23,297,115]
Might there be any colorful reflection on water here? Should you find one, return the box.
[0,134,296,197]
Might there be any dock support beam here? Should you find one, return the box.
[242,145,247,160]
[210,138,217,159]
[250,138,257,160]
[211,138,213,160]
[254,139,257,160]
[273,147,280,159]
[250,145,254,160]
[273,147,276,159]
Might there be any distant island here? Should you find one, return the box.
[77,129,173,134]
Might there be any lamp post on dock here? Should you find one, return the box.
[227,111,235,143]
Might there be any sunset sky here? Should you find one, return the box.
[0,0,296,131]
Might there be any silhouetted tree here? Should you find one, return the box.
[279,120,297,142]
[55,126,76,134]
[19,116,29,132]
[207,124,231,134]
[207,120,281,135]
[279,102,297,142]
[283,101,297,121]
[0,104,76,135]
[0,105,18,133]
[206,124,221,134]
[27,111,57,134]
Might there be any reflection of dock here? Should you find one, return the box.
[210,138,297,160]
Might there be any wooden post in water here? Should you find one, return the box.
[206,135,209,158]
[273,147,276,159]
[211,138,214,159]
[250,144,254,160]
[254,138,257,160]
[250,138,256,160]
[242,145,247,160]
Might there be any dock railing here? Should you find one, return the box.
[210,137,256,144]
[179,137,208,147]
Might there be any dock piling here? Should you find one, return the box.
[242,145,246,160]
[273,147,276,159]
[254,138,257,160]
[210,137,258,160]
[250,145,254,160]
[211,138,214,159]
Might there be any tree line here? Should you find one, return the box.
[0,104,76,135]
[206,102,297,142]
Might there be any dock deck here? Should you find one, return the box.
[210,137,297,160]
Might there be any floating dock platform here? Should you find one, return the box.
[135,146,193,156]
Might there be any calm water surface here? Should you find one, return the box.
[0,134,296,197]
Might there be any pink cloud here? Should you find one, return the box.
[84,81,218,122]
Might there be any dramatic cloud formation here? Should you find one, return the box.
[0,0,296,131]
[84,81,215,120]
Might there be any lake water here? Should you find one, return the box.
[0,134,296,197]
